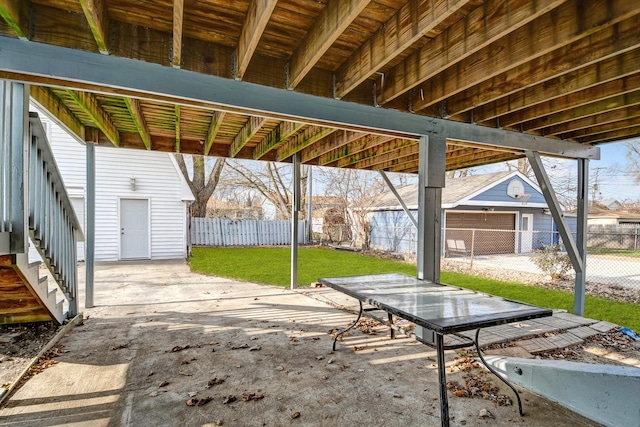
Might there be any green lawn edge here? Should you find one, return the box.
[189,247,640,331]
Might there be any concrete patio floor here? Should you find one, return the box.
[0,261,603,427]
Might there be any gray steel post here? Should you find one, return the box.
[8,82,29,253]
[306,166,312,242]
[575,158,589,315]
[291,153,301,290]
[379,170,418,228]
[416,135,446,283]
[85,142,95,308]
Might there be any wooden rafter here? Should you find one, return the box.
[172,0,184,68]
[550,106,640,138]
[65,90,119,146]
[30,86,85,141]
[277,126,337,161]
[253,121,305,159]
[123,98,151,150]
[335,138,411,168]
[175,104,181,152]
[287,0,370,89]
[353,144,418,170]
[235,0,278,80]
[410,0,640,112]
[501,73,640,128]
[565,111,640,139]
[379,0,567,105]
[230,116,267,157]
[0,0,29,39]
[204,111,226,156]
[302,130,364,163]
[578,126,640,144]
[475,50,640,123]
[316,134,395,166]
[79,0,110,54]
[336,0,472,98]
[527,90,640,132]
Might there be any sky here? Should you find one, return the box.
[589,140,639,202]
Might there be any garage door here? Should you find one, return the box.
[446,212,516,255]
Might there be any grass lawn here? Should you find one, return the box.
[189,246,640,331]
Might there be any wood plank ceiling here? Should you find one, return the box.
[0,0,637,172]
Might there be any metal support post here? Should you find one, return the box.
[290,153,301,290]
[5,82,29,253]
[85,142,95,308]
[306,166,313,242]
[575,158,589,315]
[379,170,418,228]
[416,135,446,283]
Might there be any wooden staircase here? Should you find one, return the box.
[1,84,80,325]
[0,254,65,324]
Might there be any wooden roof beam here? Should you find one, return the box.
[336,138,413,168]
[65,90,119,147]
[352,144,418,170]
[433,16,640,120]
[235,0,278,80]
[302,130,364,163]
[410,0,640,112]
[30,86,85,142]
[253,120,305,159]
[277,126,337,161]
[578,126,640,144]
[549,105,640,138]
[230,116,267,157]
[79,0,110,54]
[474,50,640,123]
[316,134,395,166]
[335,0,472,98]
[204,111,226,156]
[286,0,370,89]
[526,90,640,132]
[174,104,181,152]
[0,0,29,39]
[379,0,567,105]
[564,111,640,140]
[123,97,151,150]
[172,0,184,68]
[500,72,640,128]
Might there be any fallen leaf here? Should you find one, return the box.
[158,380,169,387]
[291,412,300,419]
[167,345,190,353]
[186,396,212,407]
[231,344,249,350]
[222,395,237,404]
[241,392,265,402]
[206,378,225,388]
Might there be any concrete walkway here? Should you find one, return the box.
[0,262,606,426]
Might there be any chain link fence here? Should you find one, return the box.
[370,225,640,291]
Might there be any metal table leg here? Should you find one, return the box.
[332,300,363,351]
[436,333,450,427]
[474,329,524,416]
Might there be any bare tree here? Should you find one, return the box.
[174,154,225,217]
[319,168,387,250]
[226,160,308,220]
[625,140,640,182]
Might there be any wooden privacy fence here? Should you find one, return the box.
[191,218,307,246]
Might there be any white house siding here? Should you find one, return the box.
[32,107,191,262]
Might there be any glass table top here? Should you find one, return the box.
[319,273,552,334]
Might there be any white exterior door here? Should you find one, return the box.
[120,199,150,259]
[70,197,85,261]
[521,214,533,253]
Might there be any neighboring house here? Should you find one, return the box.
[370,171,570,255]
[30,107,194,262]
[586,208,640,227]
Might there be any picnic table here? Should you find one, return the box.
[318,273,552,427]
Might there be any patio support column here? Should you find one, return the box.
[290,152,301,290]
[85,141,95,308]
[379,170,418,228]
[416,135,446,283]
[526,151,585,314]
[575,158,589,315]
[3,82,29,253]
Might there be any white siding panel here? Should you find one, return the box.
[33,107,188,262]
